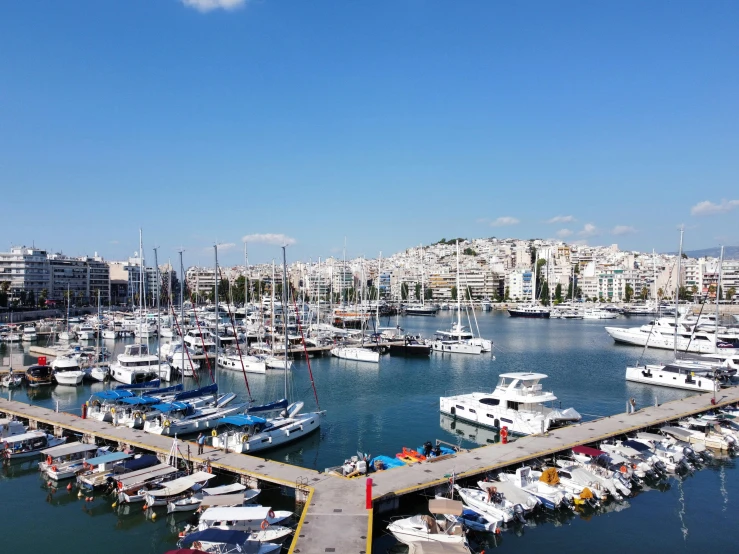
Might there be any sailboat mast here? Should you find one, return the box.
[139,229,144,339]
[179,250,185,386]
[282,246,289,401]
[271,261,276,357]
[376,252,382,329]
[674,227,684,357]
[244,243,249,307]
[154,247,161,376]
[214,244,219,385]
[456,240,461,339]
[715,245,725,354]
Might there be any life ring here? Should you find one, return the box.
[163,420,171,428]
[46,455,52,466]
[51,465,58,472]
[134,411,142,420]
[261,519,269,530]
[211,429,217,437]
[110,408,116,415]
[268,509,275,519]
[619,465,628,474]
[241,435,249,444]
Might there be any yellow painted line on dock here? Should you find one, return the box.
[287,486,315,554]
[366,506,374,554]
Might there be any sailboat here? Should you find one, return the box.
[507,251,550,318]
[432,241,482,355]
[58,286,74,341]
[625,231,730,392]
[211,246,325,454]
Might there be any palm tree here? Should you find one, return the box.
[657,287,664,301]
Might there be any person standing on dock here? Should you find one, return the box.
[629,397,636,414]
[197,433,205,455]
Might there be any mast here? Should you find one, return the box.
[715,245,725,354]
[376,252,382,330]
[139,229,144,340]
[179,250,186,386]
[673,227,684,357]
[271,261,276,357]
[214,244,219,386]
[282,245,289,401]
[154,246,161,378]
[456,240,461,339]
[317,257,321,329]
[244,242,249,308]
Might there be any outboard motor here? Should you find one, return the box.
[422,442,433,457]
[433,445,442,457]
[513,504,526,523]
[683,446,700,465]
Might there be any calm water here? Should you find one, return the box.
[1,312,736,553]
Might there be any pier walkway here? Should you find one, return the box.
[2,386,739,554]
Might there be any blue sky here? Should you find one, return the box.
[2,0,738,265]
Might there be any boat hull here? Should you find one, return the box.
[625,366,719,392]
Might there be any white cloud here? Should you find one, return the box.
[691,199,739,216]
[489,216,520,227]
[181,0,247,13]
[547,215,575,224]
[216,242,236,252]
[242,233,297,246]
[556,229,573,238]
[578,223,598,238]
[611,225,637,236]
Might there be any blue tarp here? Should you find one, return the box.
[147,384,184,395]
[173,383,217,401]
[416,445,456,457]
[369,455,407,471]
[246,398,288,413]
[119,396,160,406]
[217,415,267,427]
[92,390,134,401]
[84,451,131,466]
[180,528,252,548]
[115,380,161,390]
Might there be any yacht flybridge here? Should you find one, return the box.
[440,372,581,435]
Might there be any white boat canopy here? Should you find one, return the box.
[41,441,98,457]
[144,471,216,498]
[114,464,178,488]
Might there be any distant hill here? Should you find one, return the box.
[671,246,739,259]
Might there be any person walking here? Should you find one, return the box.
[197,433,205,455]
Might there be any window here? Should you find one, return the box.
[501,418,513,424]
[479,398,500,406]
[468,408,476,414]
[455,405,465,411]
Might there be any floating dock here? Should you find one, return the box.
[2,386,738,554]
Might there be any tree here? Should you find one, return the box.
[576,286,583,299]
[554,283,562,303]
[19,290,27,306]
[504,286,510,301]
[451,286,457,301]
[463,247,477,256]
[530,247,537,265]
[27,290,35,308]
[728,287,736,302]
[39,288,48,308]
[424,288,433,301]
[657,287,664,300]
[708,284,716,298]
[540,280,550,305]
[640,286,648,301]
[624,283,634,303]
[414,283,421,301]
[400,283,409,301]
[691,285,698,300]
[465,286,472,300]
[567,279,573,300]
[678,286,689,301]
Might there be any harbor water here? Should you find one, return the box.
[1,312,736,552]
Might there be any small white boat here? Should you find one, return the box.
[387,498,469,545]
[167,496,202,513]
[88,365,110,382]
[2,431,67,461]
[453,485,520,524]
[22,325,37,342]
[1,373,23,388]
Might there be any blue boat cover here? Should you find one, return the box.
[180,528,250,547]
[92,390,134,401]
[113,454,158,473]
[416,445,456,457]
[151,402,191,413]
[115,380,161,390]
[246,398,288,413]
[369,455,406,471]
[84,451,131,466]
[174,383,217,401]
[217,415,267,426]
[147,384,184,395]
[119,396,160,406]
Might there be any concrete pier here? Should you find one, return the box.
[2,385,739,554]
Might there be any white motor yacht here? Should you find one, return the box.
[387,498,469,546]
[440,372,581,435]
[110,343,172,384]
[22,325,37,342]
[625,361,725,392]
[583,308,617,320]
[431,340,482,355]
[77,323,96,340]
[183,328,217,353]
[217,351,267,374]
[51,356,86,386]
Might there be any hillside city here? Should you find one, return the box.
[1,238,737,309]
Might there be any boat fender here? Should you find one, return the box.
[268,509,275,519]
[211,429,218,437]
[52,465,57,472]
[46,455,52,466]
[500,428,508,440]
[261,519,269,530]
[164,420,171,428]
[110,408,115,414]
[118,481,123,490]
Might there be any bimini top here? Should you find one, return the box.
[498,372,549,381]
[216,415,267,427]
[119,396,160,406]
[199,505,274,522]
[83,451,131,466]
[174,383,217,401]
[572,446,605,457]
[144,471,216,498]
[92,390,134,401]
[41,441,98,457]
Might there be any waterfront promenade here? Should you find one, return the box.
[2,384,738,553]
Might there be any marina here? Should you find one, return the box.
[3,312,739,553]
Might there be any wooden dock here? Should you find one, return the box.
[2,386,739,554]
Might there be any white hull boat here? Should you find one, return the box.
[330,346,379,363]
[432,340,482,355]
[625,364,720,392]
